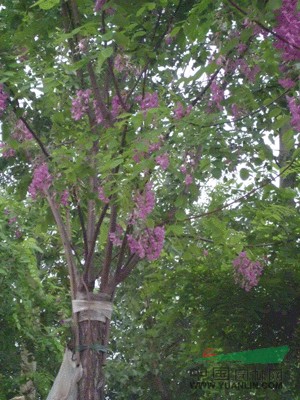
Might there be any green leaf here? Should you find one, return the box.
[175,210,186,221]
[266,0,282,10]
[167,224,183,235]
[31,0,59,10]
[97,47,114,70]
[240,168,250,180]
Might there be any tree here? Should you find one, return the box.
[0,193,68,399]
[1,0,300,398]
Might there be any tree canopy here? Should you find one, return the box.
[1,0,300,399]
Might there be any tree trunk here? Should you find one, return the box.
[77,320,109,400]
[76,292,113,400]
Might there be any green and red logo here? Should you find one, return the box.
[194,346,289,365]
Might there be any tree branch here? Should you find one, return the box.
[186,158,297,221]
[100,204,117,290]
[226,0,300,52]
[114,254,140,286]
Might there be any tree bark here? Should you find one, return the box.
[77,293,113,400]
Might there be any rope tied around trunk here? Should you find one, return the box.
[75,343,109,353]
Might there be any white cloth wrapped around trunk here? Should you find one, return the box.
[72,299,113,322]
[46,348,83,400]
[46,298,113,399]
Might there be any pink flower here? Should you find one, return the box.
[155,153,169,170]
[186,105,193,115]
[0,84,8,115]
[203,249,209,257]
[148,141,162,154]
[134,182,155,220]
[233,251,263,291]
[238,60,260,82]
[98,186,109,203]
[209,81,224,110]
[237,43,247,53]
[287,96,300,131]
[180,165,187,174]
[93,100,104,124]
[165,35,173,45]
[274,0,300,61]
[185,174,193,186]
[174,102,185,119]
[0,142,16,158]
[8,217,17,225]
[95,0,106,12]
[111,95,124,118]
[127,234,145,258]
[278,78,295,89]
[127,226,165,261]
[28,163,52,199]
[60,190,69,206]
[109,225,123,246]
[114,54,126,72]
[133,150,145,163]
[174,102,193,119]
[137,92,159,112]
[71,89,92,121]
[15,229,22,239]
[12,119,33,141]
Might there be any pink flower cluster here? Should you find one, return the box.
[134,182,155,220]
[111,95,123,118]
[0,142,16,158]
[28,163,52,199]
[155,153,169,170]
[233,251,263,292]
[98,186,109,203]
[239,60,260,83]
[173,102,192,120]
[274,0,300,61]
[132,136,165,165]
[94,100,104,124]
[287,96,300,131]
[109,225,123,246]
[127,226,165,261]
[12,119,33,141]
[165,35,173,45]
[4,210,22,239]
[185,174,193,185]
[148,136,164,154]
[60,190,69,206]
[137,92,159,112]
[0,84,8,115]
[209,81,224,110]
[229,59,260,83]
[278,77,295,89]
[95,0,106,12]
[71,89,92,121]
[180,153,196,186]
[124,182,165,261]
[236,43,247,54]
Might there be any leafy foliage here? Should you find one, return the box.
[1,0,300,398]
